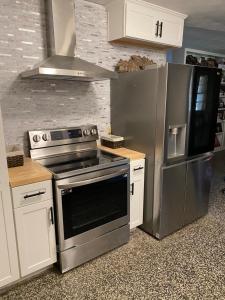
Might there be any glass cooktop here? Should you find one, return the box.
[47,150,127,178]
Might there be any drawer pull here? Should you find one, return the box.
[133,167,144,171]
[131,183,134,195]
[159,21,163,38]
[50,207,54,225]
[24,191,46,199]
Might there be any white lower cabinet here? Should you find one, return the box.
[130,159,145,230]
[0,106,19,289]
[0,191,20,288]
[12,181,57,277]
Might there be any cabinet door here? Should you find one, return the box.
[0,192,19,288]
[0,107,19,288]
[155,11,184,47]
[125,1,158,42]
[130,159,145,230]
[14,200,56,277]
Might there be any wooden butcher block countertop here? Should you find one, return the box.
[99,145,145,160]
[8,158,52,188]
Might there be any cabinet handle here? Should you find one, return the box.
[50,207,54,225]
[155,20,160,37]
[131,183,134,195]
[24,191,46,199]
[133,167,144,171]
[159,22,163,38]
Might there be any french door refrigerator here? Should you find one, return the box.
[111,63,222,239]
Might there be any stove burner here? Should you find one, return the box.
[46,150,126,178]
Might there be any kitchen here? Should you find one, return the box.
[1,0,225,299]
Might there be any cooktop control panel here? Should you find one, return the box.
[29,125,98,149]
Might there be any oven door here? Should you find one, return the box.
[55,165,130,251]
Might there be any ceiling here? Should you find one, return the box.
[87,0,225,32]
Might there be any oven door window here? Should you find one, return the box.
[61,174,128,240]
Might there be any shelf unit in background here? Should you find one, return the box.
[215,87,225,152]
[184,48,225,64]
[183,48,225,152]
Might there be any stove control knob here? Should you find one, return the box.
[42,134,49,142]
[91,128,97,135]
[83,129,91,136]
[33,135,41,143]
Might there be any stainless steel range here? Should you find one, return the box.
[29,125,130,273]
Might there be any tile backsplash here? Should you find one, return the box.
[0,0,166,154]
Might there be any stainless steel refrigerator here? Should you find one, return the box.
[111,63,222,239]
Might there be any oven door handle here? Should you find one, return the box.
[57,168,128,189]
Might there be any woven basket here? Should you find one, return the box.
[6,145,24,168]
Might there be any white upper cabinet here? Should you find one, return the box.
[107,0,187,48]
[0,107,19,288]
[126,1,157,42]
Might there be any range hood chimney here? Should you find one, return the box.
[21,0,117,81]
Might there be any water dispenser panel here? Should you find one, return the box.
[167,124,186,159]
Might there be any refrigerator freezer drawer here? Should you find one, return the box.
[156,155,213,239]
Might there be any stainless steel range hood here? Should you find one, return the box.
[21,0,117,81]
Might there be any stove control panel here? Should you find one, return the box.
[29,125,98,149]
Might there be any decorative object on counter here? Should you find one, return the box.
[101,135,124,149]
[115,56,156,73]
[7,145,24,168]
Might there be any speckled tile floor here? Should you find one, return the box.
[1,171,225,300]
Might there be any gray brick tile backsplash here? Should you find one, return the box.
[0,0,166,155]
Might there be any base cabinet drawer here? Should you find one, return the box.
[12,180,52,209]
[14,199,56,277]
[130,159,145,230]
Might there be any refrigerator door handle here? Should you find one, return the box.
[162,154,213,170]
[187,154,214,164]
